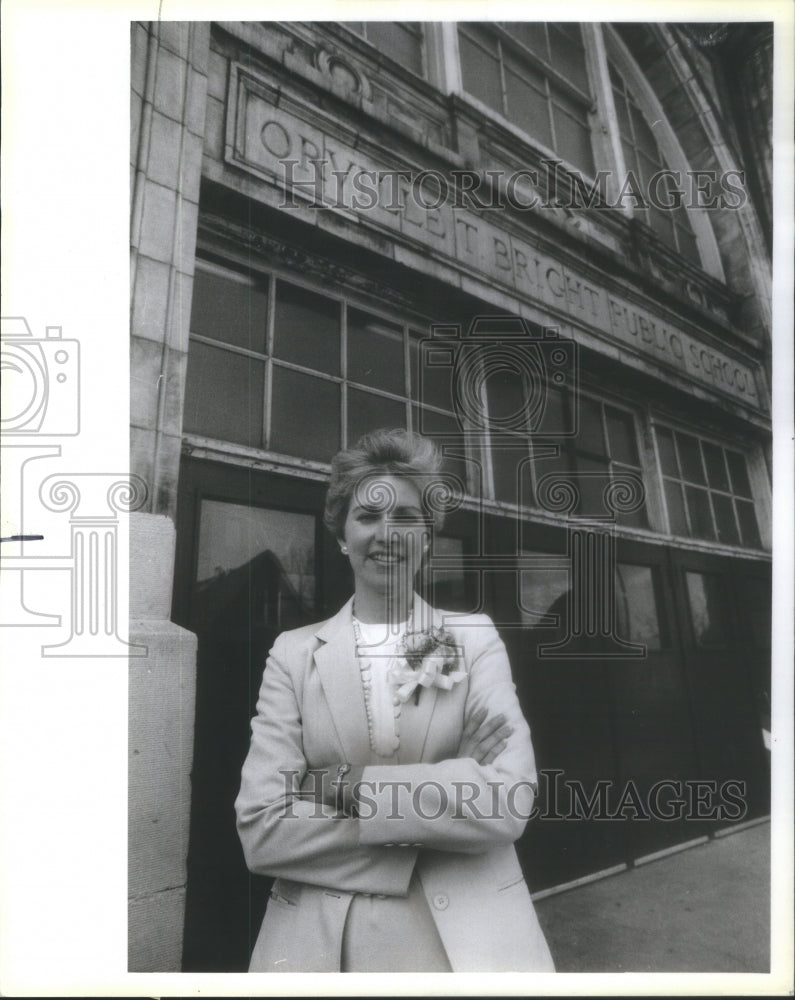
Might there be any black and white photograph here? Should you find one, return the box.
[1,2,793,996]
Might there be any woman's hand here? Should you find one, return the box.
[457,707,513,765]
[300,765,365,812]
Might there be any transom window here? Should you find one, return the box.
[457,22,595,175]
[654,426,761,547]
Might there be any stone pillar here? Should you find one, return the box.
[128,513,197,971]
[128,21,209,971]
[130,20,208,518]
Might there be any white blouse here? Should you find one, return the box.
[352,618,406,758]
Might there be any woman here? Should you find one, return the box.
[235,428,555,973]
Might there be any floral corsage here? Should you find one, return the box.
[389,626,466,705]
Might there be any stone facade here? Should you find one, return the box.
[129,20,772,971]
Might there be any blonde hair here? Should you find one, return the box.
[324,428,444,538]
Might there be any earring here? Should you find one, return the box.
[340,545,348,554]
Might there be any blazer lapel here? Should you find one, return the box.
[313,598,372,763]
[397,596,443,764]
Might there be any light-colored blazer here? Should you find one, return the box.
[235,594,555,973]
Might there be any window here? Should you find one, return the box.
[184,259,472,479]
[343,22,425,77]
[457,23,595,175]
[610,63,700,265]
[528,389,648,526]
[655,426,761,547]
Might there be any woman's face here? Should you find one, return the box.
[340,473,429,599]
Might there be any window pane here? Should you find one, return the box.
[505,60,552,146]
[631,104,660,163]
[702,441,730,492]
[270,367,340,461]
[492,442,532,506]
[685,485,715,539]
[485,364,529,430]
[712,492,740,545]
[184,340,264,448]
[347,387,406,448]
[413,407,469,487]
[196,501,316,630]
[656,427,679,477]
[664,479,688,535]
[726,450,752,497]
[573,454,610,516]
[548,24,590,94]
[576,396,606,457]
[616,564,662,650]
[347,309,405,396]
[685,572,728,646]
[511,23,549,60]
[605,406,639,465]
[648,205,676,248]
[552,101,595,175]
[613,88,632,139]
[367,22,424,76]
[677,433,706,484]
[459,29,503,112]
[736,499,761,548]
[273,281,340,376]
[428,536,468,611]
[190,268,268,354]
[675,222,701,266]
[537,385,568,435]
[519,562,569,627]
[410,338,456,413]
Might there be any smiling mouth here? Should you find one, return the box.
[369,552,404,564]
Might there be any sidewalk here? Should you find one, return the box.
[533,819,770,972]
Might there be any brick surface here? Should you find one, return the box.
[164,268,195,350]
[159,346,189,435]
[202,94,225,163]
[153,45,187,122]
[128,618,197,900]
[131,22,150,98]
[128,887,186,972]
[180,130,205,205]
[157,19,190,59]
[129,513,176,619]
[207,48,228,102]
[130,335,163,432]
[131,254,171,343]
[148,110,184,190]
[185,67,209,137]
[138,179,177,264]
[130,425,156,502]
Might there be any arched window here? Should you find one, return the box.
[609,63,700,265]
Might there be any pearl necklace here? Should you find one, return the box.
[352,613,413,757]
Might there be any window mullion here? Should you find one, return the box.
[581,22,632,216]
[263,273,275,450]
[496,38,509,118]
